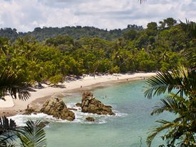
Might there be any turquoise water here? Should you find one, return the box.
[11,80,172,147]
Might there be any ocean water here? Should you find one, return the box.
[10,80,173,147]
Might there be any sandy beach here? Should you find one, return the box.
[0,72,156,117]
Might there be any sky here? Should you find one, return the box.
[0,0,196,32]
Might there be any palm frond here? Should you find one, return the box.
[0,70,31,100]
[0,135,16,147]
[18,120,47,147]
[0,116,17,146]
[174,67,192,95]
[144,71,180,99]
[151,98,176,115]
[184,47,196,69]
[147,120,175,147]
[145,66,196,146]
[145,67,196,99]
[151,94,187,115]
[0,116,17,132]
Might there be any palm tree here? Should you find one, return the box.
[0,69,31,100]
[17,120,47,147]
[0,39,46,146]
[0,116,47,147]
[143,17,196,146]
[144,67,196,146]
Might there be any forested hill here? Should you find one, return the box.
[0,24,143,41]
[0,17,195,85]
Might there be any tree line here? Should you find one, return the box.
[0,18,194,86]
[0,24,142,42]
[0,17,195,146]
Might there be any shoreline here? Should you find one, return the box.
[0,72,156,117]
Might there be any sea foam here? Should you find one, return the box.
[8,102,127,126]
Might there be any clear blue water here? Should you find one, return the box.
[11,80,173,147]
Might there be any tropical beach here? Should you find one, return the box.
[0,1,195,146]
[8,75,175,147]
[0,73,156,117]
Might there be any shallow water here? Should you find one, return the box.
[11,80,173,147]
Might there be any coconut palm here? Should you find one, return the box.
[0,36,34,101]
[0,69,31,100]
[0,116,47,147]
[0,68,46,146]
[17,120,47,147]
[144,67,196,146]
[147,95,196,146]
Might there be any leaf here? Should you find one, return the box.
[0,69,31,100]
[0,116,17,146]
[18,120,47,147]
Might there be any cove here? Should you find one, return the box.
[10,80,173,146]
[42,80,171,147]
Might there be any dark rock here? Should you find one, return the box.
[86,117,95,122]
[80,91,115,115]
[23,107,36,115]
[82,91,93,100]
[76,103,82,107]
[68,108,77,111]
[40,97,75,121]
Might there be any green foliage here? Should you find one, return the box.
[1,25,143,41]
[48,74,63,85]
[0,116,17,146]
[0,116,47,147]
[145,67,196,146]
[144,18,196,147]
[18,120,47,147]
[0,69,30,100]
[0,17,194,84]
[1,17,196,147]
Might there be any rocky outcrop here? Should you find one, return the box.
[40,97,75,121]
[23,107,38,115]
[79,91,115,115]
[85,117,95,122]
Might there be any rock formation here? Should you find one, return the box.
[79,91,115,115]
[40,97,75,121]
[85,117,95,122]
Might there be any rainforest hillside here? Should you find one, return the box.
[0,24,142,41]
[0,17,195,85]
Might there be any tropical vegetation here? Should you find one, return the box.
[0,17,195,146]
[144,21,196,146]
[0,17,193,85]
[0,116,46,147]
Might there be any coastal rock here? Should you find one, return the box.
[75,103,82,107]
[80,91,115,115]
[23,107,38,115]
[86,117,95,122]
[40,97,75,121]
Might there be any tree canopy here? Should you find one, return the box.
[0,18,194,85]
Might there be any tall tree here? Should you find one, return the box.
[145,67,196,146]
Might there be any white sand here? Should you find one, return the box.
[0,96,14,107]
[0,73,156,114]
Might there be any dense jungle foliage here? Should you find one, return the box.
[0,17,195,85]
[0,16,196,146]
